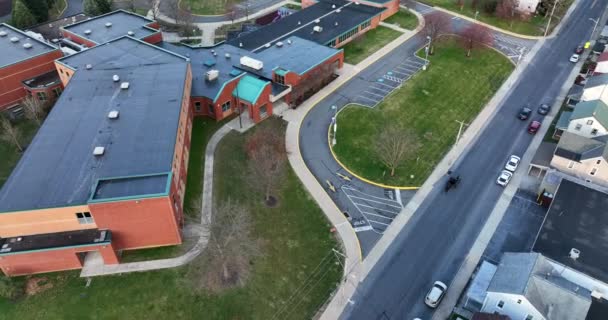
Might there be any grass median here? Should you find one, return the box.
[332,39,513,186]
[184,0,243,15]
[0,118,341,320]
[343,26,403,65]
[383,8,419,30]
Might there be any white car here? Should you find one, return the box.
[505,155,521,172]
[569,54,580,63]
[425,281,447,308]
[496,170,513,187]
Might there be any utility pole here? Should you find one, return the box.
[423,36,431,71]
[590,18,599,36]
[331,105,338,146]
[455,120,469,144]
[544,0,559,37]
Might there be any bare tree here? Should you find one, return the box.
[459,24,493,57]
[22,95,47,126]
[147,0,160,20]
[495,0,518,28]
[226,2,238,24]
[422,12,451,54]
[0,117,23,152]
[245,122,287,204]
[201,199,260,291]
[374,124,421,177]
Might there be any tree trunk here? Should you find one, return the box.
[390,167,395,176]
[222,262,229,280]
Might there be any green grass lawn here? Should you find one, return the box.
[343,26,403,65]
[184,0,243,15]
[383,9,419,30]
[284,3,301,10]
[0,120,39,189]
[333,39,513,186]
[421,0,573,36]
[0,118,341,320]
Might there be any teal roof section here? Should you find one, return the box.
[571,100,608,128]
[556,111,572,130]
[233,75,269,104]
[230,69,242,77]
[275,68,289,76]
[88,172,171,203]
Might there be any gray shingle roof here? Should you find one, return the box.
[0,23,59,68]
[554,131,607,161]
[570,100,608,129]
[584,74,608,89]
[0,38,189,213]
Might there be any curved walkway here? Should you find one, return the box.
[80,125,231,277]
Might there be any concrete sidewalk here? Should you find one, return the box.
[80,125,232,277]
[281,9,424,320]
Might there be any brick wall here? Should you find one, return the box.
[61,30,97,48]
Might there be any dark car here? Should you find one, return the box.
[575,45,584,54]
[518,106,532,120]
[528,120,541,134]
[538,103,551,115]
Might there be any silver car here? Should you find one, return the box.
[496,170,513,187]
[425,281,447,308]
[505,155,521,172]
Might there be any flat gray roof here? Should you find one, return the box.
[0,38,189,213]
[533,179,608,284]
[0,23,59,68]
[63,10,156,45]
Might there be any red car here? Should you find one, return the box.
[575,46,584,54]
[528,120,541,134]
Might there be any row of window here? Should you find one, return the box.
[338,27,359,43]
[76,212,94,224]
[567,160,600,176]
[573,120,599,135]
[26,88,62,102]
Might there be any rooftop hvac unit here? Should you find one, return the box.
[225,53,231,58]
[287,39,292,45]
[334,22,339,26]
[239,42,243,47]
[265,43,271,48]
[120,82,130,89]
[127,31,135,36]
[297,21,301,25]
[84,29,92,35]
[112,75,120,82]
[86,64,93,70]
[332,4,336,8]
[240,56,263,70]
[0,31,7,37]
[336,9,341,13]
[206,69,219,81]
[93,147,105,156]
[212,51,217,56]
[108,110,119,119]
[315,19,320,23]
[569,248,580,260]
[10,37,19,43]
[105,22,112,28]
[23,43,32,49]
[275,41,283,47]
[313,26,323,33]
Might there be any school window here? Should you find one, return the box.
[53,87,62,98]
[76,212,94,224]
[497,300,504,308]
[360,20,371,29]
[36,92,47,101]
[338,26,359,43]
[208,103,215,114]
[587,119,594,125]
[194,101,201,112]
[591,168,597,175]
[575,123,582,130]
[59,68,64,74]
[327,39,336,47]
[221,101,231,112]
[517,299,522,304]
[275,72,285,85]
[260,104,268,118]
[591,128,598,135]
[597,159,602,165]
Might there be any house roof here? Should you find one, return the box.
[570,99,608,129]
[233,75,269,104]
[599,51,608,62]
[585,74,608,88]
[554,131,608,162]
[0,23,59,69]
[555,111,572,130]
[568,84,584,100]
[533,179,608,285]
[0,38,189,213]
[488,253,592,320]
[62,9,156,45]
[465,260,497,306]
[593,41,606,53]
[254,36,341,77]
[531,141,557,168]
[226,0,384,51]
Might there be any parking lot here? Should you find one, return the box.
[341,185,403,233]
[352,57,426,108]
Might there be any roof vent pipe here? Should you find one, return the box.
[225,53,231,58]
[112,75,120,82]
[84,29,92,35]
[23,43,32,49]
[105,22,112,27]
[332,4,336,8]
[93,147,105,156]
[10,37,19,42]
[0,31,7,37]
[127,31,134,36]
[86,64,92,70]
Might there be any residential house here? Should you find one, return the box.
[566,100,608,138]
[581,74,608,104]
[516,0,540,14]
[594,52,608,74]
[550,131,608,186]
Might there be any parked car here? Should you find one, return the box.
[575,45,584,54]
[496,170,513,187]
[538,103,551,115]
[518,106,532,120]
[570,54,580,63]
[425,281,447,308]
[528,120,541,134]
[505,155,521,172]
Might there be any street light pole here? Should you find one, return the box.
[455,120,469,144]
[590,18,600,36]
[544,0,559,37]
[474,11,479,20]
[331,105,337,146]
[423,36,431,71]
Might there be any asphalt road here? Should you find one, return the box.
[299,4,535,257]
[339,0,608,319]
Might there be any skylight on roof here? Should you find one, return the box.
[203,59,216,67]
[229,69,242,77]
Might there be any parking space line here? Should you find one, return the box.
[363,91,385,98]
[374,82,396,89]
[342,186,402,203]
[370,85,392,93]
[353,203,400,215]
[356,210,395,221]
[346,195,402,208]
[368,219,390,226]
[356,95,380,103]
